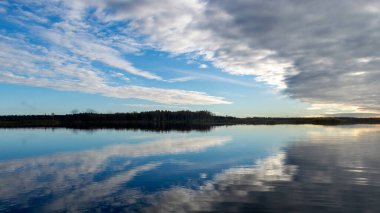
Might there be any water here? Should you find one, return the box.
[1,125,380,212]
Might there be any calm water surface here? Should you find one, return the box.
[1,125,380,212]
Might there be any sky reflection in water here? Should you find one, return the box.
[1,125,380,212]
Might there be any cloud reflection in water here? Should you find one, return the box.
[142,126,380,213]
[0,136,230,211]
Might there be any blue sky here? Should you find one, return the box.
[1,0,379,117]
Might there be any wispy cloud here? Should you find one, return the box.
[0,0,230,105]
[165,76,197,83]
[199,64,208,69]
[174,69,259,88]
[122,103,189,110]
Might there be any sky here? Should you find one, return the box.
[0,0,379,117]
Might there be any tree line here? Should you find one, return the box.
[0,110,380,131]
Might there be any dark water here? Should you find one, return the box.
[1,125,380,212]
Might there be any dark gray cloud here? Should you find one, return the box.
[209,0,380,113]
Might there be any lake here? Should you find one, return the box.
[1,125,380,212]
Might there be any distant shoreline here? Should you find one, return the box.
[1,111,379,131]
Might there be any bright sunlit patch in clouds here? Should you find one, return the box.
[307,103,380,117]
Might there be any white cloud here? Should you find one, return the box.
[0,0,230,106]
[143,152,297,212]
[174,69,258,88]
[166,76,196,83]
[122,103,188,110]
[95,0,295,88]
[103,86,231,105]
[199,64,208,69]
[0,71,230,105]
[41,28,161,80]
